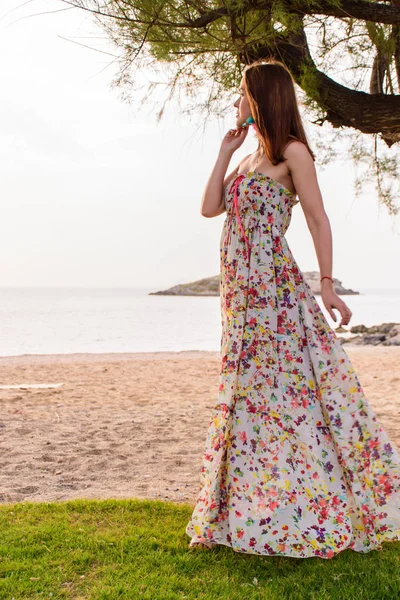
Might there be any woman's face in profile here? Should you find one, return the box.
[234,77,251,127]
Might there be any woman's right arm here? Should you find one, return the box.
[200,152,235,218]
[200,126,250,218]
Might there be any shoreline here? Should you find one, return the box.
[0,350,219,366]
[0,343,394,364]
[1,346,399,505]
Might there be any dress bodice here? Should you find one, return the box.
[224,170,299,238]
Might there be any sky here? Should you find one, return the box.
[0,0,399,292]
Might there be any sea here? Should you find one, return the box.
[1,286,400,357]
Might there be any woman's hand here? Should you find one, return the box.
[321,287,353,327]
[220,123,249,155]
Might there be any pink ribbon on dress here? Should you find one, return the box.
[228,173,251,262]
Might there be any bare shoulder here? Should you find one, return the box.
[284,141,316,184]
[224,152,252,187]
[222,152,253,192]
[238,152,253,171]
[284,140,313,161]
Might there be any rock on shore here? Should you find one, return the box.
[150,271,359,297]
[342,323,400,346]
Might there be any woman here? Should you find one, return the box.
[185,59,400,558]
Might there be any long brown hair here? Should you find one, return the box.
[243,59,315,164]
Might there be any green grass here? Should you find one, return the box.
[1,498,399,600]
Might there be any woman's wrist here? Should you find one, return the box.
[320,276,334,290]
[218,148,234,162]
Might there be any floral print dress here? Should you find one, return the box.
[185,170,400,558]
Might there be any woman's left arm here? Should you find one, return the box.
[285,141,352,327]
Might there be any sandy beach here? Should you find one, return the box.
[1,346,399,506]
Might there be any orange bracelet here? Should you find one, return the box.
[320,276,333,282]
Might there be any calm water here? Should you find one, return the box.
[1,286,399,357]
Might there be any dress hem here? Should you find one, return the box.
[185,531,400,559]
